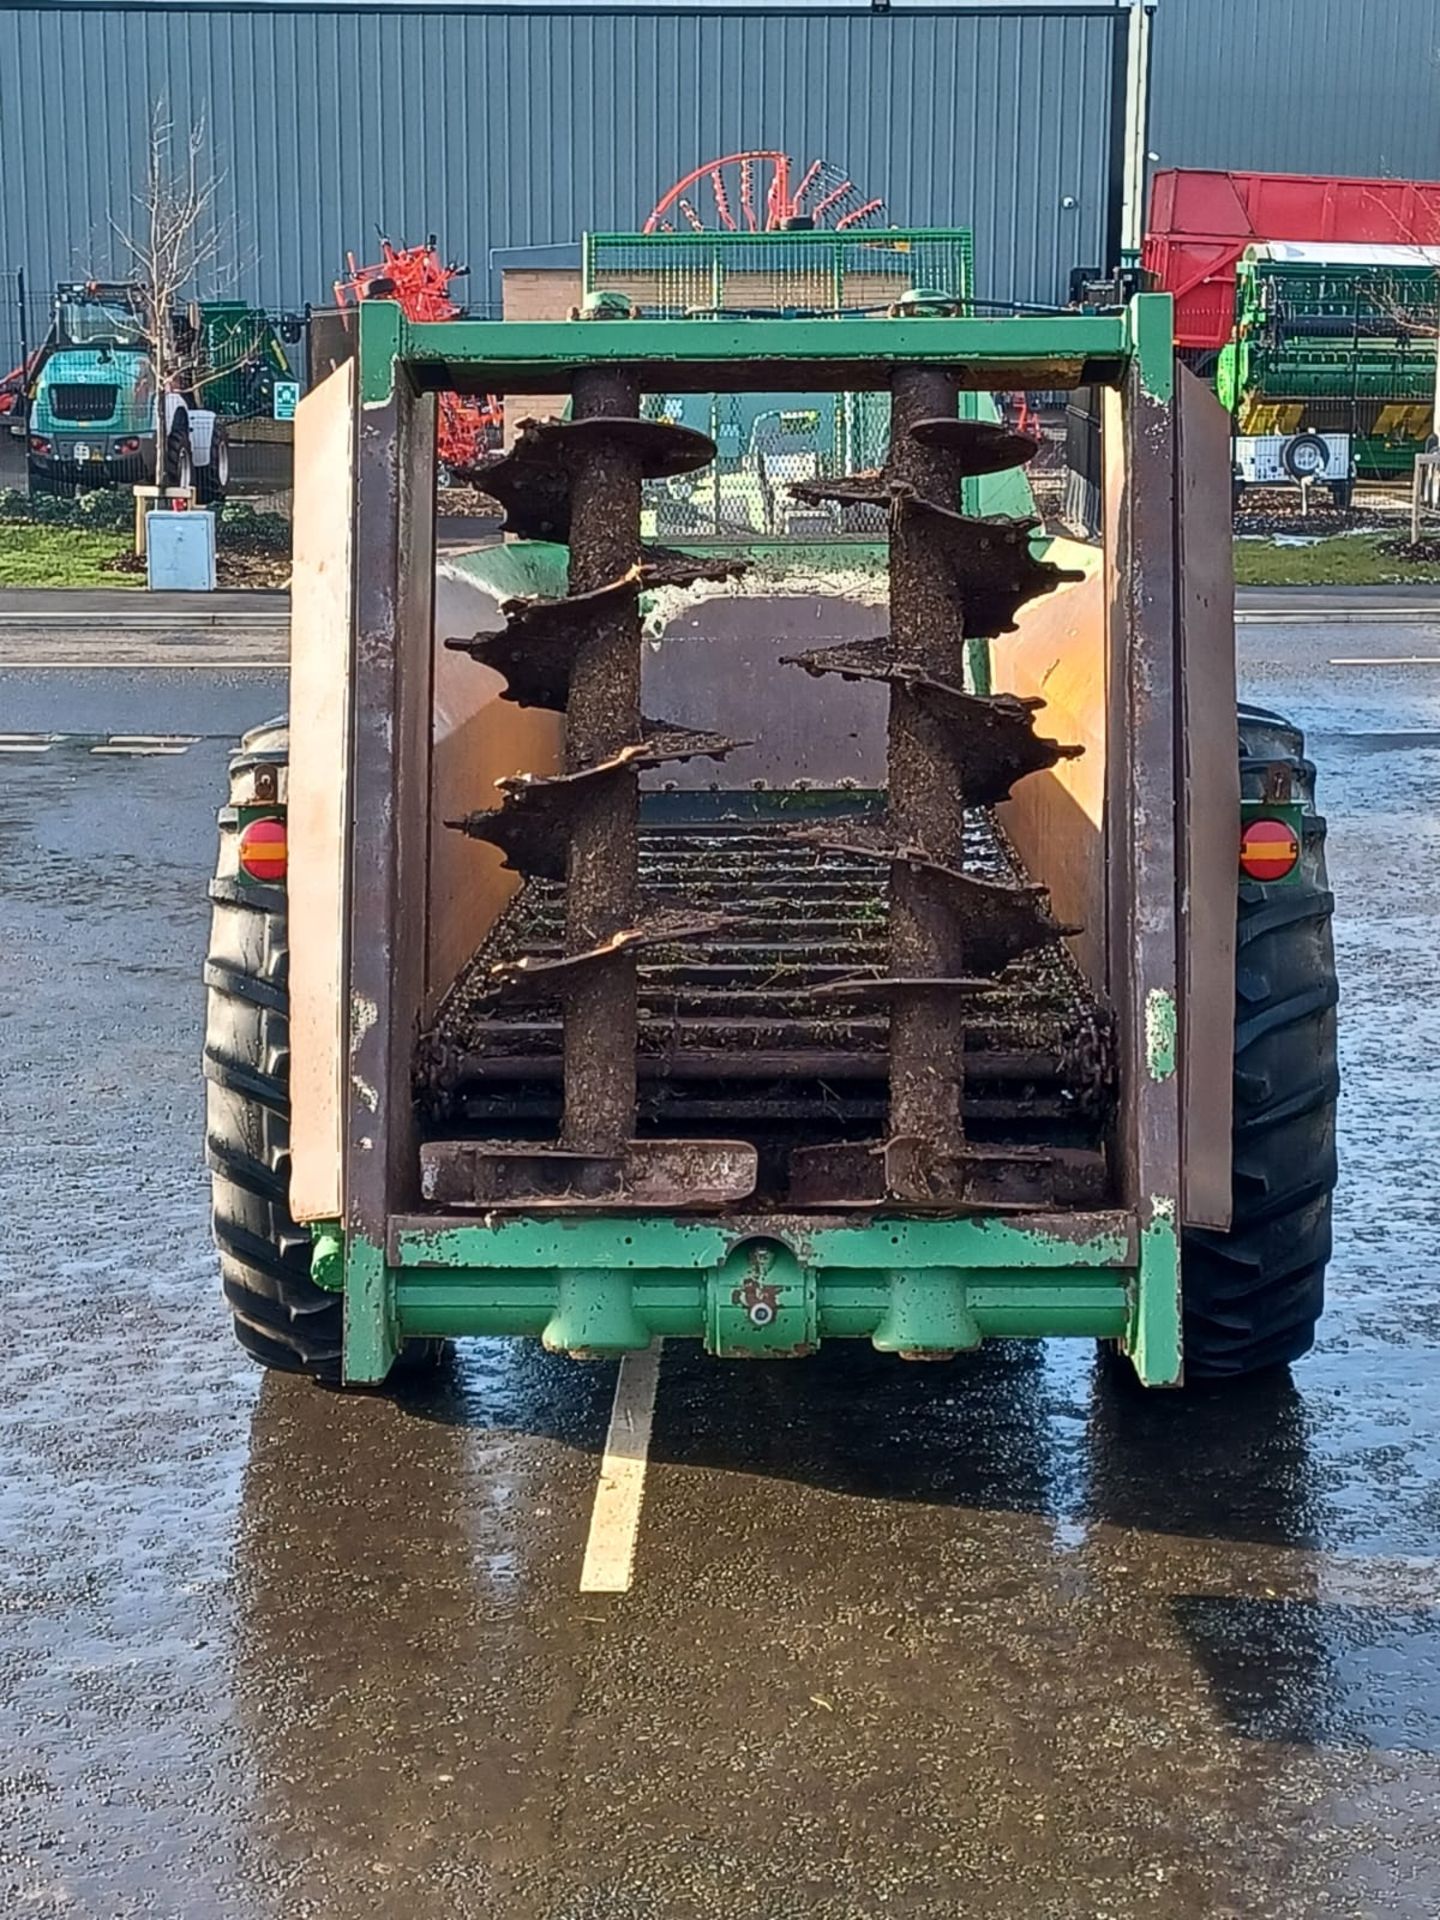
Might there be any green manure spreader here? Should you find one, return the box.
[204,271,1337,1393]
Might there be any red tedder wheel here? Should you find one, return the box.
[644,153,887,235]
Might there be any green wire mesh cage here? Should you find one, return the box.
[583,231,974,542]
[583,229,974,319]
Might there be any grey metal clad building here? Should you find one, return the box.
[3,0,1440,322]
[0,2,1131,314]
[1149,0,1440,183]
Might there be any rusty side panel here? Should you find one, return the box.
[288,364,355,1223]
[1102,371,1182,1220]
[427,566,563,1017]
[993,547,1108,994]
[1176,366,1239,1231]
[346,372,437,1241]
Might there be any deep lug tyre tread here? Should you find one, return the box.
[205,721,343,1380]
[1180,705,1339,1378]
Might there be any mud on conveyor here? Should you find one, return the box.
[433,377,1112,1211]
[418,809,1114,1205]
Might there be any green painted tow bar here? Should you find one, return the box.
[328,1209,1182,1388]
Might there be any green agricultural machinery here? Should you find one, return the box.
[24,282,296,494]
[204,250,1338,1393]
[1220,241,1440,493]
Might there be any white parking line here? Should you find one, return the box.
[1238,609,1440,624]
[90,734,201,755]
[1329,656,1440,666]
[0,732,221,755]
[3,660,282,672]
[579,1343,663,1593]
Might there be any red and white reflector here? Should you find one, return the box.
[238,815,287,884]
[1239,816,1299,883]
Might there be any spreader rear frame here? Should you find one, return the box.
[304,291,1220,1387]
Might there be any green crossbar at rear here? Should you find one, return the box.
[356,302,1152,404]
[335,1210,1179,1384]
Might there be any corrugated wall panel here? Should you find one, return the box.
[1151,0,1440,181]
[0,7,1118,312]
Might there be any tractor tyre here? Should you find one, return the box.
[196,425,230,504]
[165,413,194,493]
[204,720,442,1384]
[1179,704,1339,1378]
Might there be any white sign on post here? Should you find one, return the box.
[272,381,301,423]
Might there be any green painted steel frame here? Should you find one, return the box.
[338,290,1185,1390]
[340,1210,1171,1383]
[355,299,1148,405]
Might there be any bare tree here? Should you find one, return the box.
[106,100,249,490]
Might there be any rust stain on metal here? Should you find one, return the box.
[447,729,743,880]
[419,1137,758,1209]
[730,1276,783,1327]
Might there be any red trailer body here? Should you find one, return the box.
[1145,167,1440,349]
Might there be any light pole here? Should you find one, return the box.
[1120,0,1159,261]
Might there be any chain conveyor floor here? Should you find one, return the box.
[418,803,1114,1202]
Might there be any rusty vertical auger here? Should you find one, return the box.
[439,386,761,1208]
[562,367,645,1152]
[887,367,970,1193]
[783,406,1090,1209]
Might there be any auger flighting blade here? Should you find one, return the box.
[798,973,992,1005]
[782,638,1082,805]
[890,491,1084,636]
[448,570,644,710]
[906,417,1040,475]
[637,550,754,589]
[473,425,571,542]
[797,823,1078,972]
[447,728,745,880]
[477,414,717,542]
[788,471,890,510]
[785,417,1039,512]
[446,554,753,711]
[485,908,741,1004]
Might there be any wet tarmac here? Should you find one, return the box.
[2,637,1439,1918]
